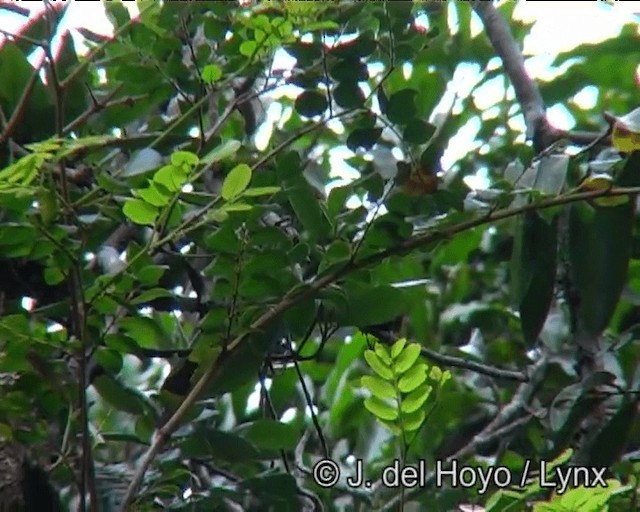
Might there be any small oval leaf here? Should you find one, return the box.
[123,198,158,225]
[364,396,398,421]
[222,163,252,200]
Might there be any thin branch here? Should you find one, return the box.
[119,182,640,510]
[368,327,527,381]
[62,85,143,135]
[42,3,97,508]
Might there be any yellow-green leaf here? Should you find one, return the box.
[398,363,427,393]
[364,396,398,421]
[361,375,396,400]
[390,338,407,359]
[201,140,241,165]
[401,408,426,432]
[364,349,393,380]
[222,163,252,200]
[393,343,421,374]
[123,198,158,225]
[400,383,431,414]
[374,343,392,365]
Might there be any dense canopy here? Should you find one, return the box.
[0,1,639,511]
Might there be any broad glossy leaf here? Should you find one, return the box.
[170,150,199,168]
[569,202,632,336]
[287,180,332,242]
[330,58,368,82]
[180,429,260,461]
[511,211,557,345]
[202,64,222,84]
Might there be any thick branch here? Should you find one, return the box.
[472,2,555,151]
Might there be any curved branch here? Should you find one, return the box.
[472,2,556,151]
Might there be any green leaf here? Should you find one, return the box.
[118,317,169,349]
[374,343,392,365]
[170,150,199,168]
[44,266,65,285]
[569,202,632,336]
[137,183,170,207]
[92,375,145,415]
[401,408,426,432]
[401,383,431,414]
[294,90,328,117]
[123,198,158,225]
[240,40,257,57]
[154,164,188,192]
[221,202,253,212]
[379,419,402,435]
[361,375,396,400]
[346,127,382,152]
[339,284,407,328]
[386,89,417,125]
[181,429,260,462]
[242,419,298,451]
[364,349,393,380]
[286,180,332,242]
[201,64,222,84]
[201,139,241,165]
[38,188,58,226]
[390,338,407,359]
[222,163,252,200]
[403,119,435,144]
[364,396,398,421]
[329,58,368,82]
[397,363,427,393]
[393,343,421,374]
[333,81,365,109]
[241,186,281,197]
[511,211,557,345]
[131,288,172,305]
[136,265,168,286]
